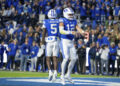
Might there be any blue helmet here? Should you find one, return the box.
[47,9,57,19]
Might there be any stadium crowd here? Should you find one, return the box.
[0,0,120,76]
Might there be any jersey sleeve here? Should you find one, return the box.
[74,19,77,26]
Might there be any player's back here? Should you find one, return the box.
[44,19,59,37]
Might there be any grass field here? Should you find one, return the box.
[0,70,119,78]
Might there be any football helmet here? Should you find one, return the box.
[63,8,74,20]
[47,9,57,19]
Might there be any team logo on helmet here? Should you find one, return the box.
[48,9,57,19]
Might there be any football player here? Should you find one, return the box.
[59,7,85,85]
[42,9,59,81]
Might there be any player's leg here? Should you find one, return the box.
[52,41,59,81]
[46,42,53,81]
[65,43,77,83]
[60,39,70,85]
[52,56,57,81]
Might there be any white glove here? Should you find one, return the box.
[116,56,119,60]
[41,45,45,49]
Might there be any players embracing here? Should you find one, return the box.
[42,7,85,85]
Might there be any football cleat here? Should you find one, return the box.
[65,74,74,84]
[48,72,53,81]
[60,75,66,85]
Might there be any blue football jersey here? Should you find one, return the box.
[43,19,59,37]
[59,18,77,40]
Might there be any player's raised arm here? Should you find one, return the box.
[41,28,46,44]
[76,24,85,34]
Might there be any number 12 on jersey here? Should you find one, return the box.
[67,24,75,31]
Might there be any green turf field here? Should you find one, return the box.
[0,71,119,78]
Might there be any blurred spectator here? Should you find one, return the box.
[104,0,110,6]
[62,1,67,9]
[96,34,103,47]
[109,32,116,43]
[102,33,110,46]
[44,2,51,18]
[32,0,40,15]
[113,4,120,21]
[101,3,106,24]
[27,32,33,46]
[71,0,76,9]
[74,1,80,20]
[89,42,96,75]
[77,41,86,74]
[20,38,31,71]
[108,42,117,75]
[0,32,4,43]
[5,21,13,32]
[12,10,20,23]
[95,42,101,75]
[16,1,23,15]
[95,4,101,23]
[78,39,84,48]
[89,30,97,45]
[86,4,91,19]
[17,32,25,46]
[55,4,62,18]
[33,32,40,45]
[100,44,109,75]
[116,42,120,76]
[29,13,38,27]
[90,5,95,20]
[80,3,87,21]
[67,2,72,8]
[39,0,45,14]
[14,49,21,70]
[6,39,18,71]
[115,34,120,45]
[2,29,11,44]
[30,41,39,72]
[106,5,112,19]
[21,12,30,26]
[0,41,6,69]
[50,0,56,8]
[105,16,113,28]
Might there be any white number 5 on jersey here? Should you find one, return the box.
[51,24,57,34]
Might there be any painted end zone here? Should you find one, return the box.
[0,77,120,86]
